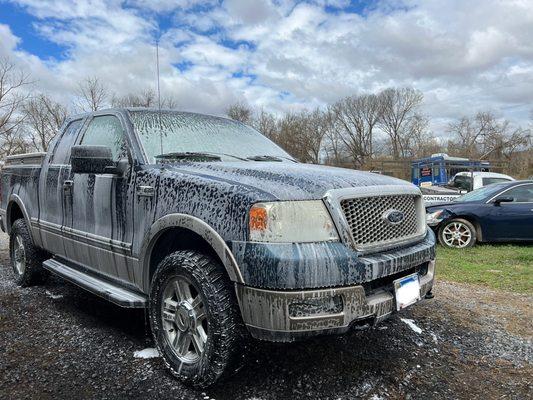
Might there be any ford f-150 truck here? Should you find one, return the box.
[0,109,436,387]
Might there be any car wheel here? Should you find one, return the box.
[438,218,477,249]
[9,219,48,287]
[149,250,247,387]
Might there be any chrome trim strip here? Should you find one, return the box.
[34,219,132,253]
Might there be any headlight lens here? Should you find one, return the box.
[249,200,339,243]
[426,209,444,226]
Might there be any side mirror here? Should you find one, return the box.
[494,196,514,206]
[71,145,115,174]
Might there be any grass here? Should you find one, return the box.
[436,244,533,294]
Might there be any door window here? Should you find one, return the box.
[51,119,83,164]
[453,175,471,191]
[81,115,127,161]
[497,185,533,203]
[482,177,512,186]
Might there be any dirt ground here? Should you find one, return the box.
[0,233,531,400]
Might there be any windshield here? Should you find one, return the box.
[454,183,507,202]
[129,110,294,164]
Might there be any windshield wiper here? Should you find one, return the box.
[155,152,222,161]
[246,155,284,162]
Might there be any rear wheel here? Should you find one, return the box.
[438,218,477,248]
[9,219,48,286]
[149,250,246,387]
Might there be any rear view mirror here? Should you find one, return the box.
[494,196,514,206]
[71,145,114,174]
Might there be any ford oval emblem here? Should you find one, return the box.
[383,209,405,225]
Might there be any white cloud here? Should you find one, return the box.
[1,0,532,131]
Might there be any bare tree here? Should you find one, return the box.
[226,102,253,125]
[23,94,68,152]
[402,113,438,158]
[112,89,179,109]
[447,112,497,158]
[252,109,278,140]
[447,110,531,178]
[378,87,425,159]
[111,89,156,108]
[0,58,32,157]
[272,111,301,159]
[302,109,332,163]
[75,76,108,112]
[332,93,381,167]
[446,111,531,159]
[162,96,179,109]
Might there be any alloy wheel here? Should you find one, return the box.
[161,275,208,364]
[442,222,472,248]
[13,235,26,275]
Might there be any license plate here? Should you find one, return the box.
[394,273,421,310]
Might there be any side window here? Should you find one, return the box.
[432,165,440,178]
[51,120,83,164]
[454,176,471,191]
[498,185,533,203]
[81,115,127,161]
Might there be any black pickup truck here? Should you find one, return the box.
[0,109,436,387]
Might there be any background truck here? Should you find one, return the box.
[411,153,514,205]
[0,108,436,387]
[422,171,515,205]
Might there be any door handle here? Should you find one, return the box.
[63,180,73,191]
[137,185,154,197]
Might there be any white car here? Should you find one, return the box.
[422,172,515,205]
[448,172,515,191]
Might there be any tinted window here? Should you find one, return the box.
[498,185,533,202]
[454,184,508,202]
[482,177,511,186]
[81,115,126,161]
[51,120,83,164]
[453,175,471,191]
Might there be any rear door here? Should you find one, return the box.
[37,119,84,256]
[488,184,533,240]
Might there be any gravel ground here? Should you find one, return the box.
[0,233,531,400]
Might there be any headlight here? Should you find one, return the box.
[426,209,444,226]
[249,200,339,243]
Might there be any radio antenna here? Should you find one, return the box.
[156,37,163,154]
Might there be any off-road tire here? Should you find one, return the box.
[9,219,49,286]
[149,250,247,387]
[438,218,477,248]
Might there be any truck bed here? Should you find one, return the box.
[4,152,47,167]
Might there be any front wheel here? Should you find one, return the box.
[438,218,477,248]
[149,250,246,387]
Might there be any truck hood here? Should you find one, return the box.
[159,161,412,200]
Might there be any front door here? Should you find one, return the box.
[489,184,533,240]
[63,114,136,283]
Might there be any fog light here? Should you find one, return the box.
[289,295,343,318]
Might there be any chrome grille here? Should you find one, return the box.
[340,194,420,249]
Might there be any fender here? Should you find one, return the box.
[6,194,32,236]
[139,213,244,291]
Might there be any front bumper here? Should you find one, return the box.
[236,259,435,341]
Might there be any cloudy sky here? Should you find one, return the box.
[1,0,532,134]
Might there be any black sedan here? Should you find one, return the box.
[426,180,533,248]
